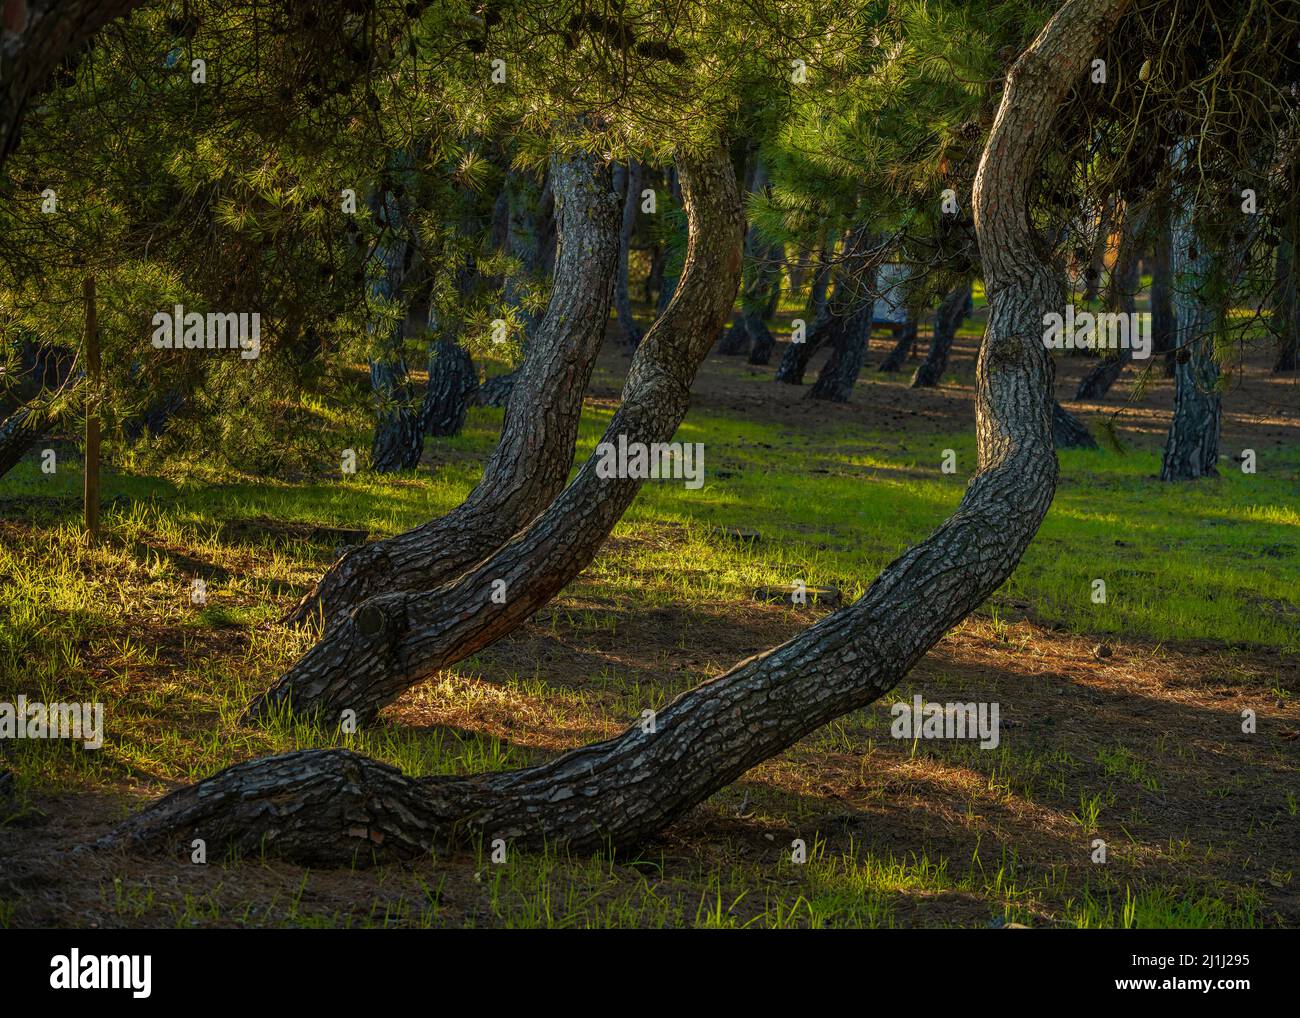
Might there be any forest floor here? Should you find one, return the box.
[1,304,1298,928]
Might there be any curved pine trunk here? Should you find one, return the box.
[910,281,972,388]
[107,0,1126,865]
[255,146,744,723]
[286,150,621,629]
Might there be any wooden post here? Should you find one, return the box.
[83,277,100,543]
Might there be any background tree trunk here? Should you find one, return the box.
[256,145,745,723]
[1150,213,1177,377]
[1074,206,1144,399]
[1053,402,1097,448]
[612,161,644,351]
[910,281,972,388]
[107,0,1127,867]
[877,315,919,372]
[287,150,622,629]
[1273,238,1297,373]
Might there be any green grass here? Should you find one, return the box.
[1,371,1295,928]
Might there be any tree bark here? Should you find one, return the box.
[909,281,972,388]
[1160,171,1221,481]
[256,145,744,723]
[107,0,1127,866]
[418,339,479,437]
[286,150,622,629]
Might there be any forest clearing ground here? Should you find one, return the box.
[0,309,1297,928]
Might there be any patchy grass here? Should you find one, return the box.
[1,325,1297,928]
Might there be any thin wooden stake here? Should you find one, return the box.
[83,277,100,543]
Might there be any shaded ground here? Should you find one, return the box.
[1,309,1297,928]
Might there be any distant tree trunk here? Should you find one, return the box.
[910,281,972,388]
[1150,213,1176,377]
[775,227,871,385]
[108,0,1124,866]
[1082,195,1115,302]
[254,145,744,722]
[1075,207,1143,399]
[809,247,881,401]
[1160,170,1221,481]
[1273,239,1298,373]
[612,161,644,350]
[1053,401,1098,449]
[877,316,919,372]
[286,149,622,630]
[418,340,479,437]
[472,371,518,408]
[367,177,423,473]
[745,242,784,365]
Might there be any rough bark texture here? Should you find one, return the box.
[418,339,479,437]
[612,161,644,350]
[255,146,744,723]
[1160,177,1221,481]
[106,0,1125,866]
[286,150,621,629]
[910,281,972,388]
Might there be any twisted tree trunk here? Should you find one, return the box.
[104,0,1124,867]
[910,281,972,388]
[286,150,621,629]
[255,146,743,724]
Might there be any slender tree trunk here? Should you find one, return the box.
[1273,238,1298,373]
[612,161,644,350]
[286,150,622,629]
[775,227,872,386]
[910,281,972,388]
[107,0,1126,866]
[255,145,744,723]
